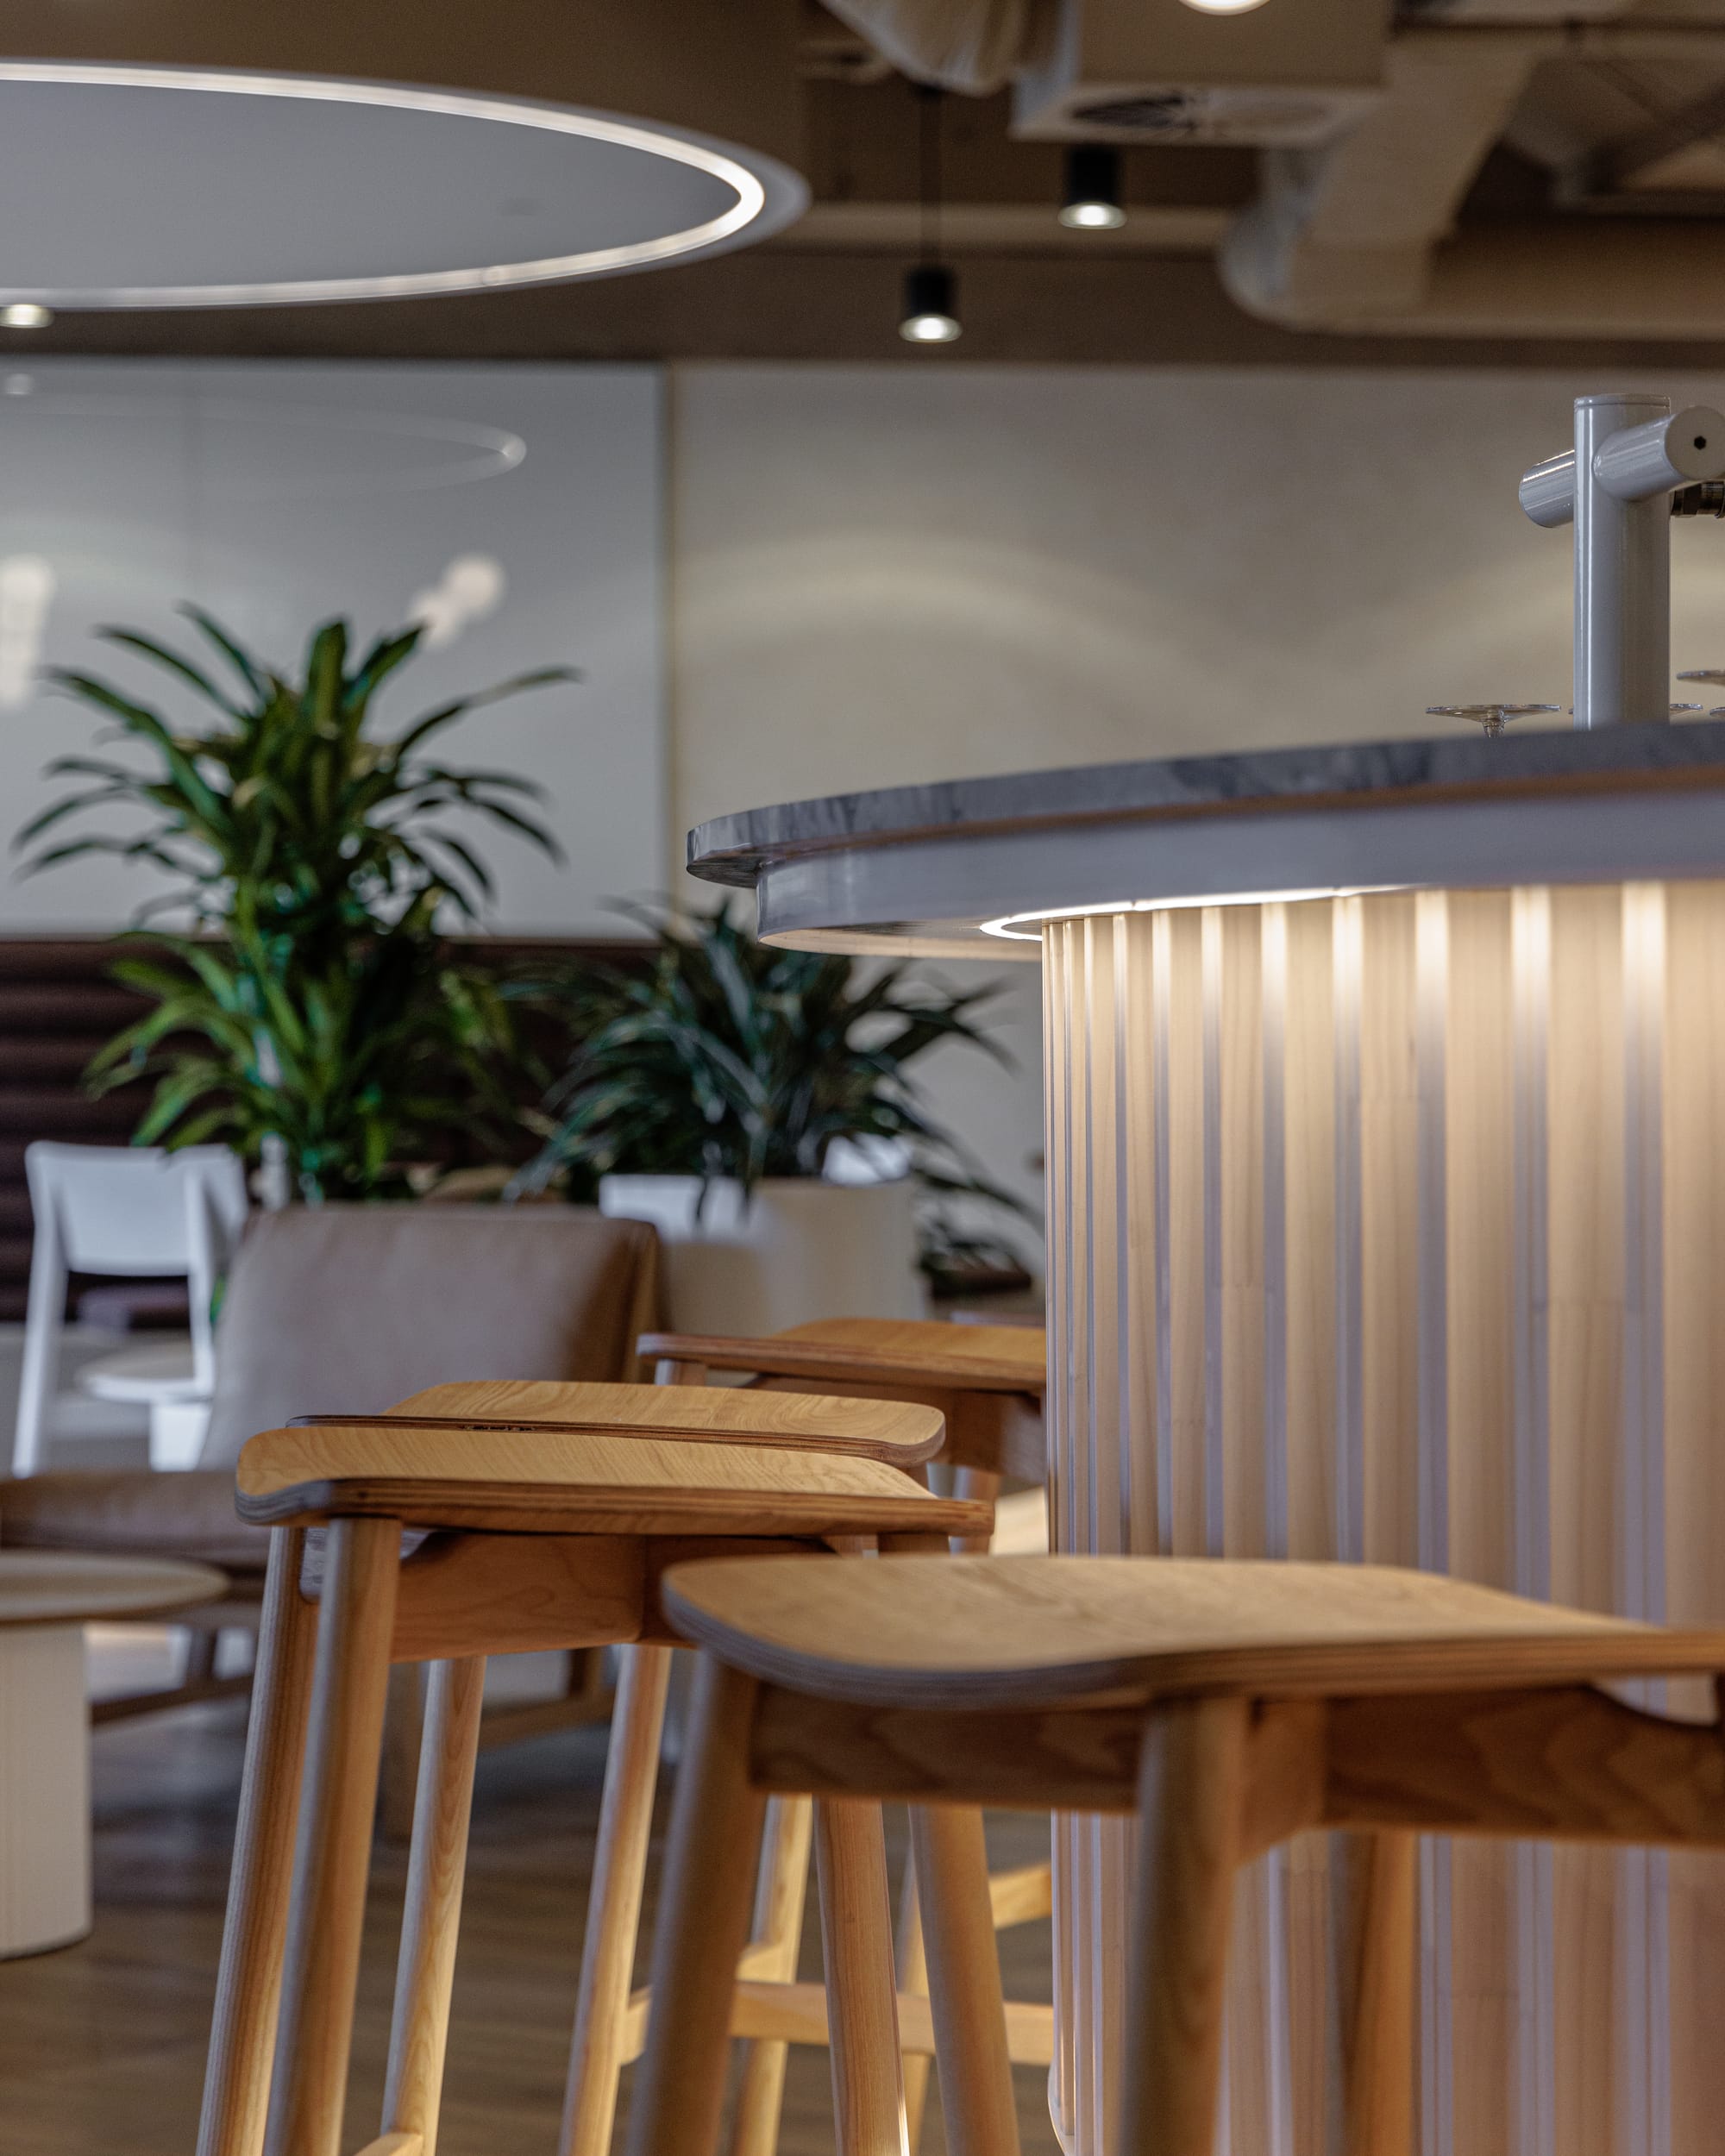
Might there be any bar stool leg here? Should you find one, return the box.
[381,1656,487,2156]
[198,1527,317,2156]
[624,1656,766,2156]
[262,1516,402,2156]
[908,1805,1021,2156]
[1339,1829,1417,2156]
[380,1663,428,1844]
[1118,1696,1250,2156]
[560,1643,673,2156]
[950,1467,1000,1556]
[728,1794,815,2156]
[894,1864,932,2156]
[814,1799,910,2156]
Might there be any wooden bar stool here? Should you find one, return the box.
[195,1383,993,2156]
[630,1551,1725,2156]
[631,1319,1049,2156]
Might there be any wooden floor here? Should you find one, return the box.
[0,1647,1060,2156]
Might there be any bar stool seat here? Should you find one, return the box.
[317,1355,1045,2156]
[198,1390,991,2156]
[630,1554,1725,2156]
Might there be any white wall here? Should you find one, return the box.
[0,362,662,935]
[668,362,1725,1257]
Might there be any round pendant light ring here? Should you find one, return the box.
[0,62,807,310]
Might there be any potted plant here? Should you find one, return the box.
[511,900,1027,1332]
[16,608,572,1201]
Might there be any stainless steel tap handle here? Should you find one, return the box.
[1519,396,1725,729]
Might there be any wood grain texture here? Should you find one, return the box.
[640,1320,1045,1395]
[381,1658,486,2156]
[390,1535,646,1664]
[906,1805,1020,2156]
[1337,1830,1416,2156]
[371,1379,946,1461]
[1118,1697,1248,2156]
[1324,1684,1725,1845]
[812,1800,908,2156]
[559,1646,672,2156]
[198,1528,318,2156]
[723,1982,1053,2068]
[623,1658,766,2156]
[662,1554,1725,1709]
[728,1794,815,2156]
[236,1426,986,1543]
[894,1864,932,2156]
[262,1518,400,2156]
[746,1687,1291,1823]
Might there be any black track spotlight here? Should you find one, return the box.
[1060,145,1125,230]
[900,262,961,345]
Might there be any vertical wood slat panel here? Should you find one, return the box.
[1213,905,1287,2153]
[1041,921,1076,2154]
[1443,891,1518,2156]
[1547,886,1623,2156]
[1413,893,1454,2156]
[1167,912,1208,1558]
[1660,884,1725,2156]
[1511,887,1558,2156]
[1282,899,1340,2156]
[1617,885,1671,2156]
[1042,885,1720,2156]
[1086,918,1132,2137]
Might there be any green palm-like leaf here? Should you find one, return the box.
[517,899,1032,1245]
[20,608,571,1199]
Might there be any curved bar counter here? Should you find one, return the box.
[692,722,1725,2156]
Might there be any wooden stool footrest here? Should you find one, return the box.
[618,1977,1054,2068]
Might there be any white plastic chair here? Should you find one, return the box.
[14,1144,249,1476]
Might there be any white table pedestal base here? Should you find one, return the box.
[0,1624,90,1959]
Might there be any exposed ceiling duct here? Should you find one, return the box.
[1220,26,1725,336]
[1218,31,1540,325]
[825,0,1725,340]
[817,0,1055,94]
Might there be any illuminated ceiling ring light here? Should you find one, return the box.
[0,61,806,309]
[1059,146,1125,230]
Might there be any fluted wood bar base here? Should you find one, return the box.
[688,724,1725,2156]
[1042,885,1725,2156]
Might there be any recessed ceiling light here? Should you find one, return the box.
[0,63,806,309]
[1,304,52,329]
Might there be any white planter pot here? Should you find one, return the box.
[598,1174,924,1336]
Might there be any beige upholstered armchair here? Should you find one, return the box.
[0,1203,661,1801]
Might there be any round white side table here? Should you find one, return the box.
[0,1551,224,1958]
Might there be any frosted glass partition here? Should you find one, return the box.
[1041,884,1725,2156]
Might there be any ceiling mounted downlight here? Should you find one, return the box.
[0,63,806,310]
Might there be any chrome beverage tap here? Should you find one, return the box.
[1520,394,1725,729]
